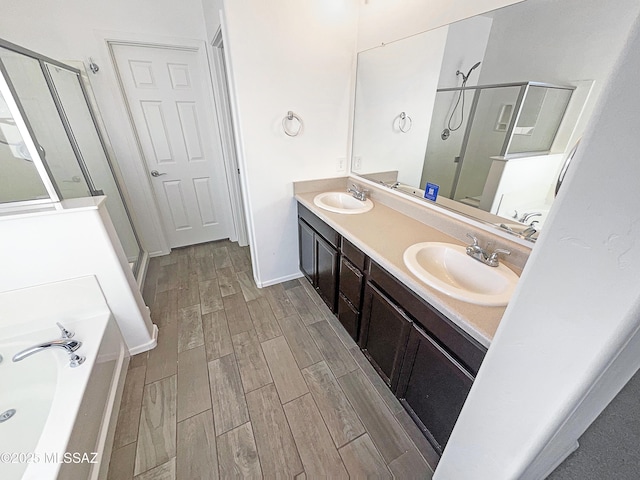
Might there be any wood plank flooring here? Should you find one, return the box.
[108,240,434,479]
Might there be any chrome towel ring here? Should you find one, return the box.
[283,111,303,137]
[398,112,412,133]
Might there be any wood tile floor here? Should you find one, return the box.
[107,240,435,479]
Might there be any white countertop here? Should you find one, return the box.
[296,190,519,348]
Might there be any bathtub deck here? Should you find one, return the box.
[107,240,436,479]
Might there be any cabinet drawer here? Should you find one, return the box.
[368,261,486,376]
[337,293,359,341]
[339,257,363,308]
[298,203,339,248]
[341,238,366,271]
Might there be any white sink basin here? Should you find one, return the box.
[403,242,519,306]
[313,192,373,214]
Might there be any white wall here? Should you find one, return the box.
[436,12,640,479]
[220,0,359,285]
[0,0,216,256]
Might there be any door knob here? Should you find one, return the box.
[150,170,167,177]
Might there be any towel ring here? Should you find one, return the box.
[283,111,302,137]
[398,112,412,133]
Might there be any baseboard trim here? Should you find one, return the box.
[258,271,304,288]
[128,324,159,355]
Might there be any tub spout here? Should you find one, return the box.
[12,339,85,367]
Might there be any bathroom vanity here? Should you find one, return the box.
[295,177,529,456]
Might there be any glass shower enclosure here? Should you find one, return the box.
[0,39,143,275]
[421,81,574,206]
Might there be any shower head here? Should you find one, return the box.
[457,61,482,83]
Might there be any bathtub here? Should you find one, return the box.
[0,298,128,479]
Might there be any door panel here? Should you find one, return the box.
[399,325,474,454]
[163,180,190,230]
[112,43,232,247]
[193,177,217,226]
[140,101,173,162]
[299,218,315,282]
[360,282,412,389]
[316,235,339,312]
[176,102,204,160]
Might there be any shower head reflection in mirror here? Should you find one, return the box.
[351,0,640,243]
[442,61,482,140]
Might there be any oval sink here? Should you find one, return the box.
[403,242,519,306]
[313,192,373,214]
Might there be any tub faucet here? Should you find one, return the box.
[12,338,85,368]
[347,183,369,201]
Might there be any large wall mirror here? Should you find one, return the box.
[351,0,640,241]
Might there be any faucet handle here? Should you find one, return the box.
[487,248,511,266]
[69,353,85,368]
[57,322,74,339]
[466,233,479,246]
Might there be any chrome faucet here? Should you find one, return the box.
[519,212,542,223]
[465,234,511,267]
[465,234,486,260]
[522,221,539,239]
[379,180,400,189]
[12,325,85,368]
[347,183,369,201]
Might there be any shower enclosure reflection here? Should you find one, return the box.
[0,40,143,274]
[0,89,50,203]
[421,82,573,216]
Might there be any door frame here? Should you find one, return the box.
[93,30,240,255]
[208,28,248,246]
[108,40,234,248]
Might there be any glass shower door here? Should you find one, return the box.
[0,39,143,274]
[44,63,141,267]
[0,88,50,203]
[0,47,92,200]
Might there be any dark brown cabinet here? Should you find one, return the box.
[315,235,339,310]
[337,239,366,341]
[397,324,474,455]
[296,201,487,458]
[362,261,486,455]
[298,218,315,281]
[298,204,339,312]
[359,282,412,389]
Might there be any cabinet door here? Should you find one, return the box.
[298,218,315,282]
[398,324,474,455]
[359,282,412,389]
[315,234,339,312]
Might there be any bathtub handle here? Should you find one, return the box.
[69,354,85,368]
[57,322,74,339]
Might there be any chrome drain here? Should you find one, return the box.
[0,409,16,422]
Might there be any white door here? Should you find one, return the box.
[111,43,232,248]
